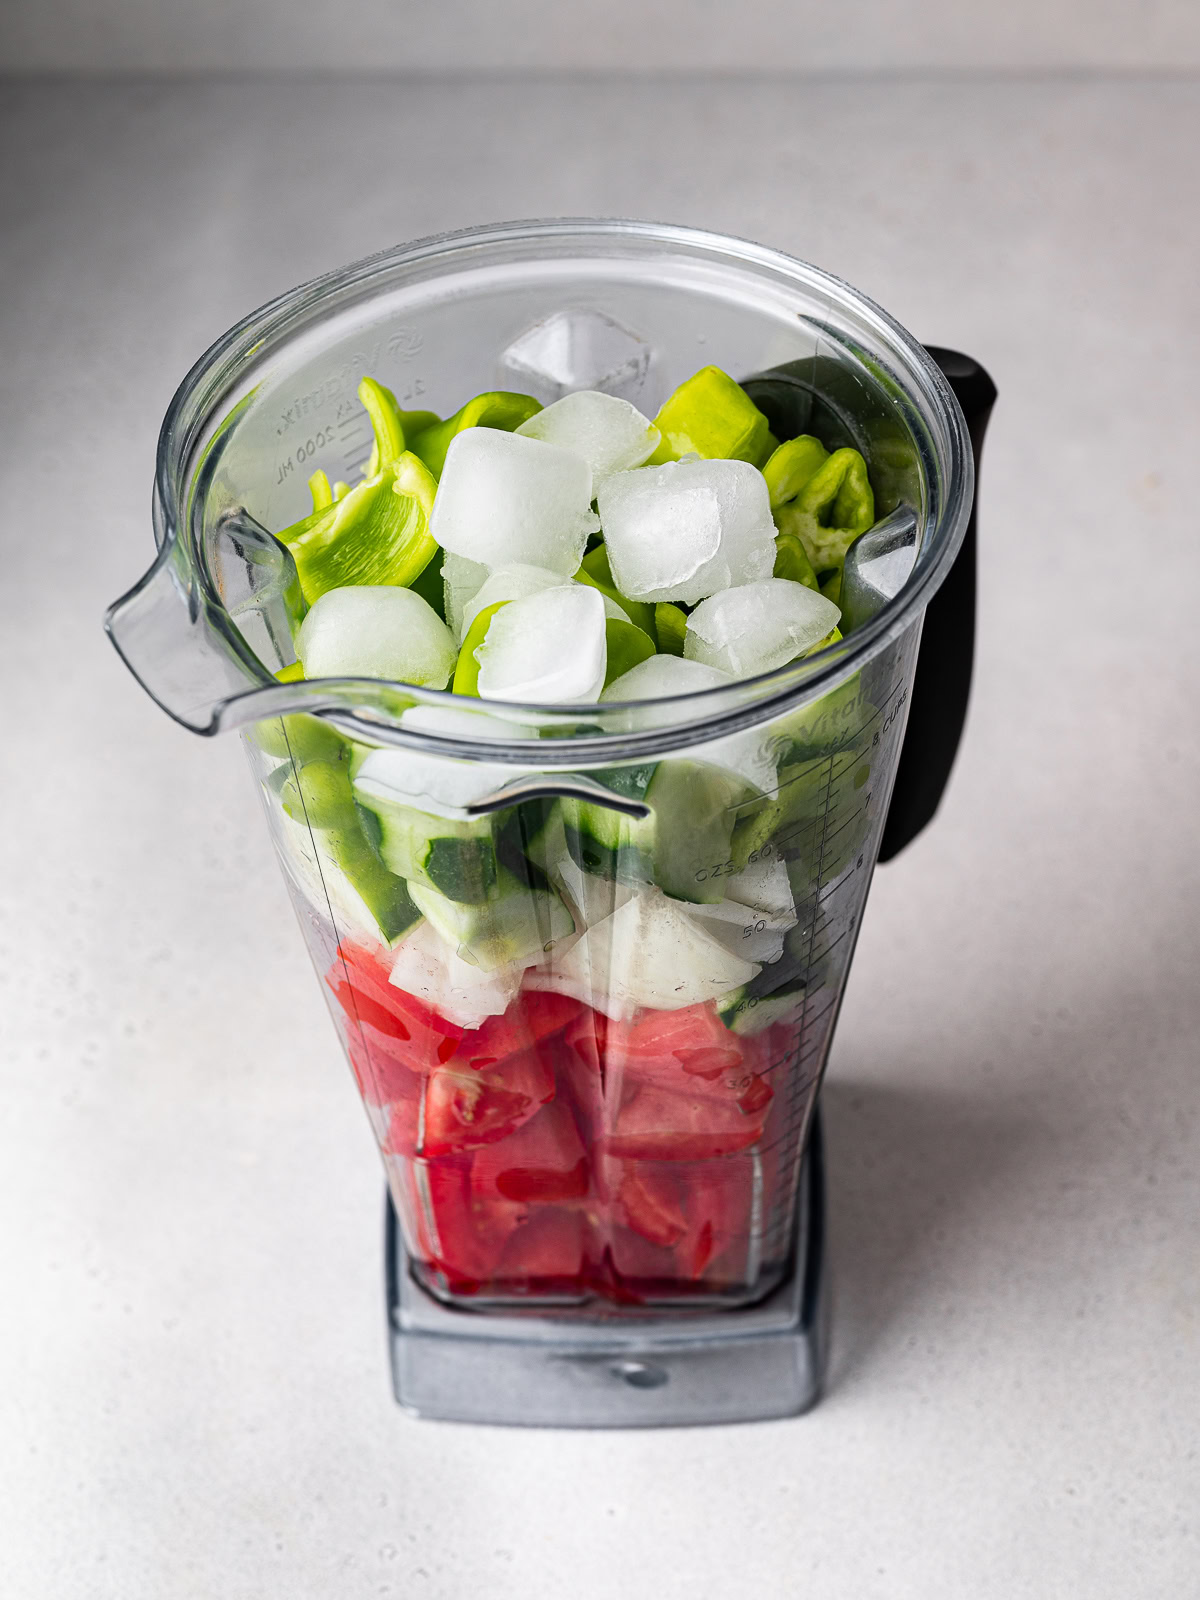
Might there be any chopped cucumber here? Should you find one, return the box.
[274,806,419,949]
[362,803,499,904]
[249,713,344,765]
[718,982,805,1036]
[407,867,575,973]
[560,760,756,905]
[773,674,874,765]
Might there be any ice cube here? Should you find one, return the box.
[463,562,629,636]
[442,550,489,641]
[516,390,659,484]
[295,585,457,687]
[601,655,778,797]
[601,653,732,703]
[597,459,776,604]
[476,585,607,704]
[461,563,575,638]
[684,578,841,677]
[501,308,651,402]
[429,429,598,577]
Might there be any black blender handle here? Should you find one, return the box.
[876,349,996,862]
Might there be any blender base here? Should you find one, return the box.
[384,1110,828,1428]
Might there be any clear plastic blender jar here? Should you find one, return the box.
[106,220,989,1425]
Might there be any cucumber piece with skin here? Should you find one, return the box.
[718,982,805,1036]
[361,802,499,904]
[407,869,575,973]
[561,760,755,906]
[270,767,420,948]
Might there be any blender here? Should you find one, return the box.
[105,220,993,1426]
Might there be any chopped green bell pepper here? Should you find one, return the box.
[762,434,828,509]
[452,601,508,696]
[603,618,656,687]
[772,531,820,592]
[654,602,688,656]
[408,391,543,478]
[576,545,656,636]
[276,451,439,605]
[358,376,406,474]
[307,470,334,512]
[776,447,875,574]
[649,365,776,467]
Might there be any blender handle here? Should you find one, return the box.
[877,349,996,863]
[105,510,295,737]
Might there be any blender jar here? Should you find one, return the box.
[106,220,984,1425]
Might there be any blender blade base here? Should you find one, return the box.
[384,1111,828,1428]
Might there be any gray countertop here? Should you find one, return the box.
[2,72,1198,1599]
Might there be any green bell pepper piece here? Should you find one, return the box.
[603,618,656,687]
[408,391,543,478]
[773,532,821,592]
[777,447,875,575]
[307,470,334,512]
[649,366,776,467]
[762,435,828,510]
[452,601,508,696]
[276,451,439,605]
[654,602,688,656]
[358,376,406,474]
[576,546,656,636]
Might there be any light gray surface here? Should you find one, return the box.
[4,0,1200,73]
[3,73,1199,1599]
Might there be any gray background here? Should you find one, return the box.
[3,11,1200,1600]
[4,0,1200,72]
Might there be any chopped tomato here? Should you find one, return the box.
[610,1159,687,1247]
[495,1206,587,1283]
[407,1157,523,1287]
[472,1099,590,1203]
[415,1045,556,1158]
[346,1030,424,1111]
[606,1154,758,1288]
[564,1006,607,1075]
[614,1003,744,1068]
[447,990,585,1071]
[326,941,463,1073]
[602,1081,770,1160]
